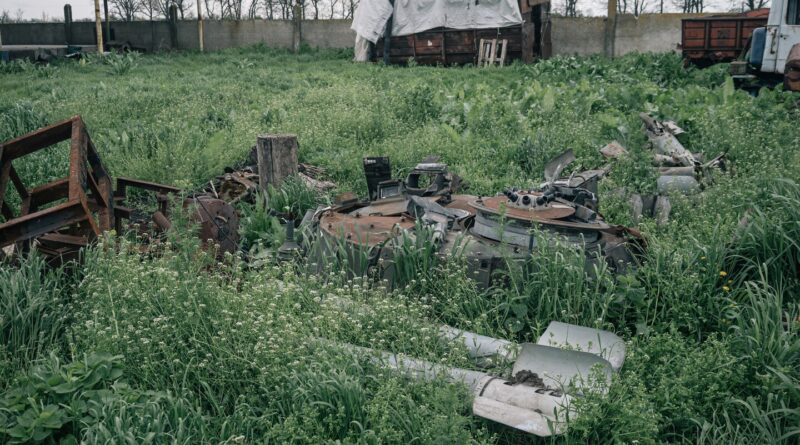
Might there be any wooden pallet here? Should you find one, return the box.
[478,38,508,67]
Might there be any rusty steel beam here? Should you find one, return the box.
[9,166,28,201]
[115,177,181,198]
[0,117,75,161]
[23,178,70,215]
[68,118,88,202]
[0,199,91,248]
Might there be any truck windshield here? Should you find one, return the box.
[789,0,800,25]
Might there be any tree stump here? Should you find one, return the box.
[256,134,298,195]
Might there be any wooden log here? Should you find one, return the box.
[256,134,298,195]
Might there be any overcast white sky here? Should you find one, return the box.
[2,0,750,21]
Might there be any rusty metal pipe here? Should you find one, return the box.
[152,210,172,231]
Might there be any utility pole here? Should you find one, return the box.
[94,0,105,53]
[605,0,617,58]
[103,0,110,43]
[197,0,204,51]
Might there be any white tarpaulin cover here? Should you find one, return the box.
[351,0,523,44]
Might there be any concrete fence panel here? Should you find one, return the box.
[1,13,712,57]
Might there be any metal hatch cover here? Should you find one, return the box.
[471,195,576,221]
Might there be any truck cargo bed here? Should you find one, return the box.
[682,10,769,66]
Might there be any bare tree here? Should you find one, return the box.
[204,0,220,18]
[328,0,339,18]
[14,8,24,21]
[173,0,193,18]
[308,0,320,19]
[247,0,260,18]
[562,0,579,16]
[0,9,11,23]
[618,0,650,14]
[109,0,143,20]
[346,0,357,18]
[673,0,704,12]
[141,0,160,19]
[218,0,244,19]
[741,0,769,10]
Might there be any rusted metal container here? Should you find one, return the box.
[681,10,769,66]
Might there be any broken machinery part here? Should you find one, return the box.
[305,155,644,290]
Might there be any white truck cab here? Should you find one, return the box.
[761,0,800,73]
[731,0,800,90]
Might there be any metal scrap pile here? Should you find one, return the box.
[0,116,240,263]
[600,113,728,225]
[303,155,645,289]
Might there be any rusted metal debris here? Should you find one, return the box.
[785,43,800,92]
[632,113,729,225]
[304,155,644,289]
[640,113,727,193]
[0,117,239,263]
[115,178,240,256]
[599,141,628,159]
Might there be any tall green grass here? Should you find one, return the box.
[0,254,71,386]
[1,47,799,444]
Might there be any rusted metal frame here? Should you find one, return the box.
[68,118,88,202]
[38,233,89,247]
[23,178,70,214]
[9,166,28,202]
[1,202,13,220]
[0,117,73,161]
[113,177,181,230]
[84,133,114,231]
[115,177,181,198]
[113,205,132,234]
[0,159,12,218]
[0,199,91,248]
[704,21,710,52]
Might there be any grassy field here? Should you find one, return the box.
[1,47,799,444]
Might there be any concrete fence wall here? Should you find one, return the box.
[0,14,704,56]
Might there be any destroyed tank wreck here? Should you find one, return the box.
[302,154,645,289]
